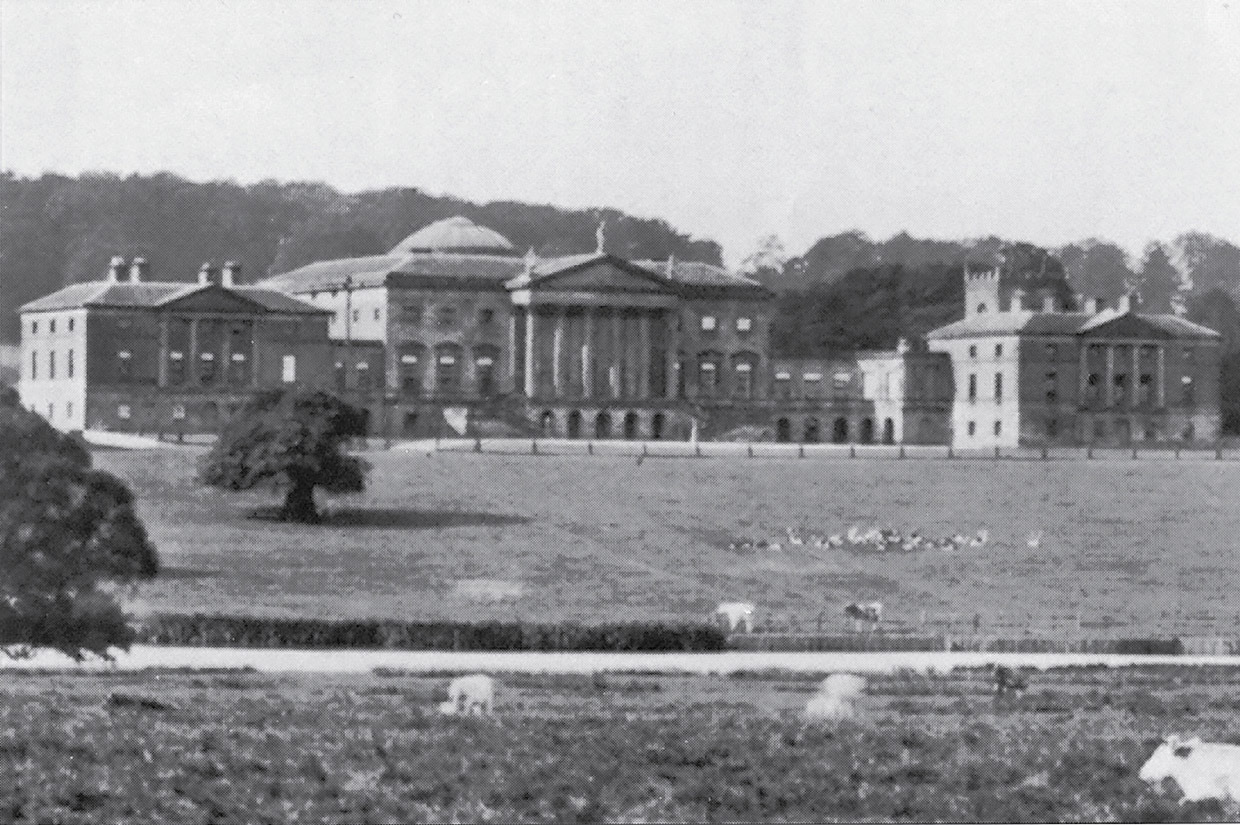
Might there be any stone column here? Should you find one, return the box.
[1132,344,1140,408]
[157,316,169,387]
[582,309,594,399]
[1104,344,1115,408]
[638,310,652,399]
[1157,345,1166,408]
[664,312,678,399]
[507,311,518,394]
[552,306,566,398]
[188,318,199,382]
[221,322,233,388]
[524,307,537,398]
[610,310,623,399]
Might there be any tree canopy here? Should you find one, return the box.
[200,389,370,523]
[0,387,158,660]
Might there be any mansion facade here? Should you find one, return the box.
[16,216,1222,447]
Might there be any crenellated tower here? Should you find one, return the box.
[964,264,1002,318]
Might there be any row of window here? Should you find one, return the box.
[966,343,1196,365]
[28,317,75,335]
[698,315,753,334]
[28,349,74,381]
[965,420,1005,437]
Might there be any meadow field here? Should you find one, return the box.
[4,664,1239,822]
[98,448,1240,638]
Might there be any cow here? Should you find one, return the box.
[1139,735,1240,802]
[805,673,867,721]
[843,601,882,632]
[438,674,495,716]
[715,602,755,633]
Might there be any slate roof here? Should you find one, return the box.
[20,281,327,315]
[927,310,1219,340]
[389,216,517,255]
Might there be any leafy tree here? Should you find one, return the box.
[0,387,158,660]
[1135,242,1182,312]
[200,389,370,523]
[1057,239,1135,304]
[739,234,788,281]
[1173,232,1240,298]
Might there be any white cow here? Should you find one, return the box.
[805,673,867,721]
[715,602,755,633]
[438,674,495,716]
[1140,736,1240,803]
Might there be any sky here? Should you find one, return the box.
[2,0,1238,266]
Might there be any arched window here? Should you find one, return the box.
[731,352,759,400]
[567,410,583,439]
[623,411,639,440]
[473,344,500,397]
[832,417,848,443]
[697,351,722,398]
[434,343,463,396]
[651,413,665,441]
[539,410,556,436]
[595,411,612,439]
[804,417,820,444]
[398,343,427,396]
[776,418,792,443]
[882,418,895,444]
[860,418,874,443]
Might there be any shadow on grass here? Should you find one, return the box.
[159,566,220,580]
[246,507,530,529]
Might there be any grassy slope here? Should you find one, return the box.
[3,666,1239,822]
[102,449,1240,636]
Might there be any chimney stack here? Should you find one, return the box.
[1009,288,1026,313]
[1085,297,1099,315]
[1042,294,1056,312]
[221,260,240,288]
[1117,294,1131,314]
[198,261,216,286]
[107,256,127,282]
[129,257,148,283]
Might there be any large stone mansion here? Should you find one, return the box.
[16,216,1222,446]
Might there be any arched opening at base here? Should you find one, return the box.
[832,417,848,444]
[539,410,556,437]
[776,417,792,443]
[804,417,820,444]
[566,410,582,439]
[623,411,639,440]
[595,411,612,439]
[651,413,665,440]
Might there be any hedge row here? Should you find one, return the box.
[730,634,1186,654]
[135,614,727,652]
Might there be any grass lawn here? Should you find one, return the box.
[4,665,1238,822]
[100,448,1240,637]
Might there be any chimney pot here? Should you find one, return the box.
[221,260,240,288]
[1042,294,1056,312]
[198,262,216,286]
[129,257,148,283]
[1118,294,1131,313]
[1085,297,1099,315]
[107,256,127,282]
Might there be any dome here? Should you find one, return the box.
[389,215,517,256]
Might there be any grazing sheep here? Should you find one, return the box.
[439,674,495,716]
[805,673,867,721]
[843,601,883,632]
[1140,735,1240,802]
[715,602,756,633]
[994,665,1029,696]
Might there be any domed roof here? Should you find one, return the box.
[389,215,516,256]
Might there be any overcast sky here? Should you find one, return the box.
[2,0,1237,265]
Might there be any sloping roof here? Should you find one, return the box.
[389,216,517,255]
[927,309,1220,340]
[20,280,326,315]
[632,259,765,288]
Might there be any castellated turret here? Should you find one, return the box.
[964,265,1001,318]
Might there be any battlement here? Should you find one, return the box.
[964,266,1000,284]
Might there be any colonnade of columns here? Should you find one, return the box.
[518,304,676,401]
[157,316,260,388]
[1077,342,1166,408]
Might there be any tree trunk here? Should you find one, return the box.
[281,481,319,523]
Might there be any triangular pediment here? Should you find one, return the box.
[1078,313,1175,340]
[529,257,676,295]
[158,284,269,314]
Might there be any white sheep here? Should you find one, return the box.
[438,674,495,716]
[805,673,867,721]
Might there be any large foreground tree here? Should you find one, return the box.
[0,388,158,660]
[200,389,370,523]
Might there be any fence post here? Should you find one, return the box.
[1217,443,1223,460]
[994,445,1000,460]
[947,446,954,459]
[800,444,805,459]
[532,439,538,455]
[1041,445,1048,460]
[475,437,482,453]
[849,444,855,458]
[588,441,593,455]
[1175,446,1180,459]
[1132,445,1137,459]
[1087,446,1093,459]
[899,445,906,459]
[748,444,754,458]
[695,443,701,458]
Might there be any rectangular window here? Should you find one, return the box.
[68,318,74,332]
[67,349,74,378]
[117,350,133,381]
[736,317,752,332]
[172,404,186,420]
[1086,373,1100,405]
[229,352,249,386]
[118,404,131,420]
[700,315,717,332]
[699,362,717,397]
[1113,373,1127,407]
[49,320,56,334]
[1139,373,1152,406]
[800,373,821,399]
[66,401,72,420]
[832,371,851,389]
[968,373,977,401]
[994,420,1002,436]
[1044,371,1057,403]
[48,351,55,380]
[774,372,792,400]
[734,363,752,399]
[969,345,977,358]
[47,403,54,419]
[400,354,422,395]
[31,349,37,380]
[356,362,371,391]
[403,303,423,323]
[335,361,346,392]
[967,421,976,436]
[437,354,459,393]
[169,351,185,384]
[1182,376,1194,405]
[995,344,1003,358]
[373,307,381,321]
[282,354,297,383]
[476,356,496,397]
[352,309,360,323]
[437,306,457,328]
[479,308,495,326]
[994,372,1003,402]
[198,351,215,384]
[31,321,38,335]
[1045,343,1057,360]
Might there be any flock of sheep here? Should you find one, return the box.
[435,670,1240,805]
[726,524,1033,555]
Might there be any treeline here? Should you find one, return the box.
[138,614,727,652]
[0,170,722,344]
